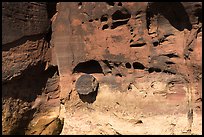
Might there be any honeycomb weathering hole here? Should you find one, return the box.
[101,15,108,22]
[73,60,103,74]
[102,24,109,30]
[125,62,132,69]
[111,20,129,29]
[148,67,162,73]
[112,10,131,20]
[130,43,146,47]
[106,2,115,6]
[133,62,145,69]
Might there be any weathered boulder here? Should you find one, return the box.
[75,74,99,95]
[25,117,63,135]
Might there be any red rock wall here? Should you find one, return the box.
[51,2,201,134]
[2,2,62,135]
[2,2,49,45]
[52,1,201,110]
[2,2,202,135]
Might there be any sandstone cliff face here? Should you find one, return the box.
[52,2,202,135]
[2,2,49,45]
[2,2,62,135]
[2,2,202,135]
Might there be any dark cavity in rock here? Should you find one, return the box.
[111,20,129,29]
[133,62,145,70]
[112,9,131,21]
[102,24,109,30]
[101,14,108,22]
[125,62,132,69]
[73,60,103,74]
[130,43,146,47]
[148,67,162,73]
[106,2,115,6]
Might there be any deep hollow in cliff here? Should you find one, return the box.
[73,60,103,74]
[2,2,202,135]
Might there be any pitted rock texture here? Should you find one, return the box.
[52,2,201,101]
[50,2,201,135]
[52,2,202,78]
[2,2,202,135]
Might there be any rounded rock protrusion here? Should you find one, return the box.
[75,74,99,95]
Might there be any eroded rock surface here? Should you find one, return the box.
[2,2,202,135]
[2,2,49,45]
[2,2,62,135]
[51,2,201,135]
